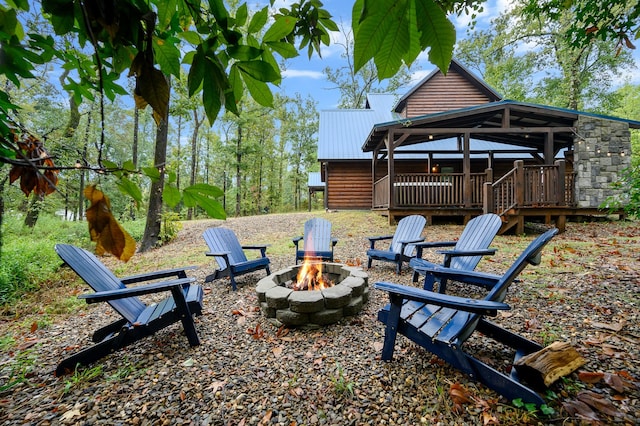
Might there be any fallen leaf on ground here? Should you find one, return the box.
[272,346,283,357]
[603,373,625,393]
[577,390,622,418]
[562,399,601,424]
[579,371,604,384]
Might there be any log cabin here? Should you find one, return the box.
[317,59,640,233]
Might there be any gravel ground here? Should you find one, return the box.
[1,211,639,425]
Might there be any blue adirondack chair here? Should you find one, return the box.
[292,217,338,264]
[410,213,503,292]
[376,228,558,405]
[203,227,271,291]
[54,244,203,376]
[366,215,426,274]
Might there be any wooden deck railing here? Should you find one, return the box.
[484,160,574,216]
[373,173,488,208]
[373,175,390,208]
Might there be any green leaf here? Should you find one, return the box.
[207,0,229,29]
[142,166,161,182]
[162,184,181,208]
[0,145,16,159]
[263,15,298,42]
[188,49,205,96]
[241,73,273,107]
[236,60,279,82]
[265,41,299,59]
[156,0,178,28]
[248,7,268,34]
[202,55,227,123]
[122,160,136,172]
[182,184,226,219]
[180,31,202,45]
[228,64,243,103]
[415,0,455,74]
[153,38,181,78]
[227,45,263,61]
[117,176,142,206]
[353,1,398,73]
[235,3,248,27]
[102,160,118,171]
[185,183,224,198]
[372,1,411,79]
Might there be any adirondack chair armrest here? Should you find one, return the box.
[413,241,457,258]
[414,265,502,289]
[78,277,196,304]
[242,244,269,250]
[331,238,338,247]
[292,236,303,248]
[437,248,497,258]
[242,245,269,257]
[374,281,509,316]
[121,266,198,284]
[414,241,457,249]
[205,251,231,257]
[367,235,393,249]
[398,238,425,252]
[438,248,497,269]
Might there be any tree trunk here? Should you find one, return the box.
[24,193,43,228]
[187,108,202,220]
[0,177,5,260]
[235,125,242,217]
[139,76,170,252]
[130,107,139,220]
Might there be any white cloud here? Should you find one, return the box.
[451,0,514,31]
[281,69,325,79]
[409,69,432,86]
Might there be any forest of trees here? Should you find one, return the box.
[1,0,639,256]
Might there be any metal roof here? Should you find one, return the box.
[318,99,397,160]
[365,93,398,112]
[362,99,640,153]
[307,172,323,187]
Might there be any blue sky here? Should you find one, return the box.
[261,0,640,111]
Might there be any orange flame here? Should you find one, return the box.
[293,259,333,291]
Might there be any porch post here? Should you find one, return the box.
[387,131,395,209]
[371,147,378,209]
[555,159,566,206]
[463,131,471,208]
[544,130,554,164]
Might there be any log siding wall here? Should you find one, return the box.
[326,162,372,209]
[399,72,493,118]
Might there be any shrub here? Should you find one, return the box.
[603,165,640,218]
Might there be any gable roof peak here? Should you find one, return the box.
[394,58,502,113]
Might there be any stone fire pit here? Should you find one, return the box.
[256,263,368,327]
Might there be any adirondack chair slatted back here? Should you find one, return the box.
[203,227,248,270]
[485,228,558,304]
[410,228,558,346]
[449,214,502,270]
[55,244,146,324]
[303,218,332,252]
[390,215,427,256]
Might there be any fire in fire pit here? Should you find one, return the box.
[291,260,334,291]
[256,263,368,327]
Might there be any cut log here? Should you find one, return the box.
[514,341,586,389]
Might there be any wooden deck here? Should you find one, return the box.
[371,160,599,233]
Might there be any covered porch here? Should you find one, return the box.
[364,101,585,232]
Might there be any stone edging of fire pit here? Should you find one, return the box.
[255,263,369,327]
